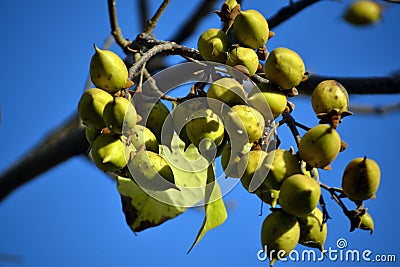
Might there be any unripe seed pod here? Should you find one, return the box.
[185,109,225,149]
[312,80,349,115]
[299,124,341,169]
[130,125,159,153]
[264,47,305,90]
[137,101,170,145]
[247,83,287,119]
[197,28,231,63]
[77,88,113,129]
[359,212,374,233]
[256,188,279,208]
[91,134,132,172]
[103,97,137,134]
[207,78,246,111]
[344,0,382,26]
[261,210,300,266]
[238,150,269,193]
[85,126,101,144]
[298,207,327,251]
[90,45,129,93]
[233,9,269,49]
[279,174,321,216]
[226,47,259,76]
[342,157,381,200]
[172,99,207,147]
[128,150,177,191]
[263,149,302,190]
[225,105,265,144]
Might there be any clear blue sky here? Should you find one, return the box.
[0,0,399,266]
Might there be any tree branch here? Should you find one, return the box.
[170,0,219,44]
[108,0,131,50]
[143,0,172,34]
[0,114,89,201]
[268,0,321,29]
[128,34,201,80]
[297,73,400,95]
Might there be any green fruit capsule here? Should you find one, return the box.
[342,157,381,200]
[172,99,207,147]
[130,125,159,153]
[226,47,259,76]
[185,109,225,149]
[77,88,113,128]
[233,9,269,49]
[128,150,178,191]
[103,97,137,134]
[137,101,170,145]
[359,212,374,233]
[312,80,349,115]
[248,83,287,120]
[256,188,280,208]
[279,174,321,216]
[298,124,341,169]
[298,207,327,251]
[237,150,269,193]
[263,149,301,190]
[197,28,231,63]
[264,47,305,90]
[85,126,101,144]
[225,105,265,144]
[90,45,128,93]
[207,78,246,112]
[261,210,300,266]
[344,0,382,26]
[91,134,132,172]
[221,142,252,178]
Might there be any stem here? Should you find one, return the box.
[143,0,172,34]
[282,112,301,146]
[107,0,130,49]
[128,35,201,80]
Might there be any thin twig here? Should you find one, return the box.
[143,0,173,34]
[129,34,201,80]
[170,0,219,44]
[108,0,131,49]
[268,0,321,29]
[282,112,302,146]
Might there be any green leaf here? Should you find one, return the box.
[117,134,211,232]
[187,164,228,253]
[117,177,186,232]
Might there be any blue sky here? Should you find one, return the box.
[0,0,399,266]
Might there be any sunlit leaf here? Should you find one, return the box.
[117,134,210,232]
[187,164,228,253]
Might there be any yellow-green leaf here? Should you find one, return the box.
[187,164,228,253]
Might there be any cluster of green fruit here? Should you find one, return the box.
[197,1,305,90]
[195,1,381,265]
[76,0,383,264]
[77,45,178,191]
